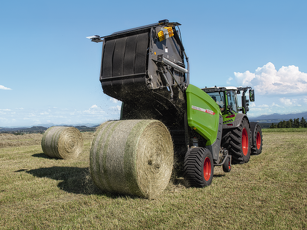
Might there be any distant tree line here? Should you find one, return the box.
[270,117,307,128]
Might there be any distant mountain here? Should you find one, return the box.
[250,111,307,123]
[0,126,47,133]
[1,111,307,133]
[0,125,99,134]
[34,123,56,128]
[0,123,100,129]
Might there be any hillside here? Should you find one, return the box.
[250,111,307,123]
[0,125,97,134]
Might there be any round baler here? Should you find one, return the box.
[88,20,260,198]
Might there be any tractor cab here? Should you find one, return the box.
[202,86,238,115]
[202,86,255,115]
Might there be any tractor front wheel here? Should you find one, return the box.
[184,147,214,187]
[222,157,231,173]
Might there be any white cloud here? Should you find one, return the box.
[109,105,121,114]
[272,102,282,107]
[83,105,105,114]
[279,97,301,106]
[234,62,307,95]
[249,102,283,114]
[110,98,119,103]
[258,104,269,108]
[0,85,12,90]
[280,98,292,106]
[249,102,256,107]
[0,106,117,127]
[115,105,121,111]
[226,77,233,85]
[234,70,255,86]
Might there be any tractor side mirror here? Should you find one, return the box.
[249,89,255,102]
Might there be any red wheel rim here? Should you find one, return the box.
[256,132,261,149]
[203,157,211,181]
[228,160,231,170]
[242,128,248,156]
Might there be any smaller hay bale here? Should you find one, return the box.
[90,120,174,199]
[41,126,83,159]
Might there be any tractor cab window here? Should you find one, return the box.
[207,92,225,111]
[227,91,238,113]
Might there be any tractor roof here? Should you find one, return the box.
[202,86,237,93]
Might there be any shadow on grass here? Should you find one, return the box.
[32,153,52,159]
[25,166,139,199]
[26,166,103,195]
[172,174,225,188]
[213,174,226,178]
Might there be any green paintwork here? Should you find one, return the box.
[222,93,238,125]
[186,84,221,145]
[222,113,237,125]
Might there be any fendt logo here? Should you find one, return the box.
[192,105,215,115]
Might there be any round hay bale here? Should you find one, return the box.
[41,126,83,159]
[90,120,174,199]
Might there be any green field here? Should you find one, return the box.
[262,127,307,132]
[0,131,306,229]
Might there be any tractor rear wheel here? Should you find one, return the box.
[222,118,251,164]
[250,123,263,155]
[184,147,214,187]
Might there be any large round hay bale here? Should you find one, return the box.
[41,126,83,159]
[90,120,174,199]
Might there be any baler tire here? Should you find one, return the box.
[222,157,231,173]
[251,124,263,155]
[184,147,214,188]
[222,118,251,164]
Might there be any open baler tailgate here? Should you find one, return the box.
[98,20,188,103]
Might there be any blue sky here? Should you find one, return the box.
[1,0,307,127]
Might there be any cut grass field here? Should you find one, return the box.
[0,130,306,229]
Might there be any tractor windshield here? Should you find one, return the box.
[227,91,238,113]
[207,92,225,111]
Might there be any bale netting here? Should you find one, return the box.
[90,120,174,199]
[41,126,83,159]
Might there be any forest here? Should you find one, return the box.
[269,117,307,128]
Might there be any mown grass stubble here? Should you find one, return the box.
[0,130,306,229]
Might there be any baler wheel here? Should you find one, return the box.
[222,157,231,173]
[250,123,263,155]
[222,118,251,164]
[183,147,214,187]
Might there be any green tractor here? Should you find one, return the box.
[202,86,263,164]
[88,20,263,197]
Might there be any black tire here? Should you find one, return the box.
[250,123,263,155]
[184,147,214,187]
[222,118,251,164]
[222,157,231,173]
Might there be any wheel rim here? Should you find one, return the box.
[242,128,248,156]
[256,132,261,149]
[203,157,211,181]
[228,160,231,170]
